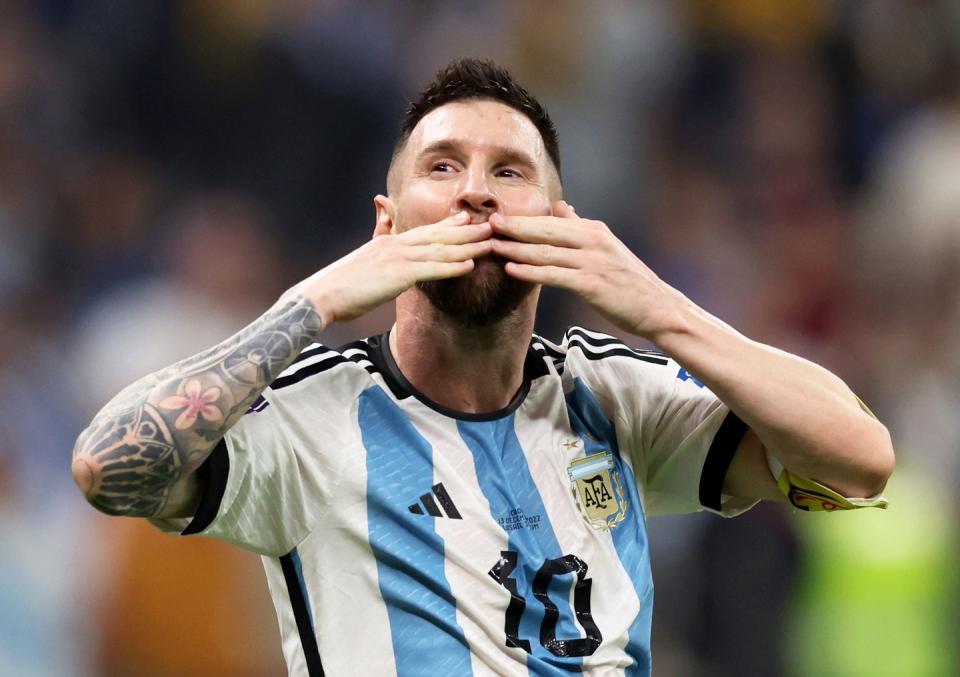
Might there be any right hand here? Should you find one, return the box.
[292,211,492,325]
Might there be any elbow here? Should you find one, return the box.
[71,439,127,517]
[71,457,133,517]
[859,421,896,497]
[71,454,115,515]
[71,454,96,499]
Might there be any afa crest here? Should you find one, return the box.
[567,452,628,530]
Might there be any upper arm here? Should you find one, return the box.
[154,470,203,519]
[725,425,891,512]
[722,427,785,503]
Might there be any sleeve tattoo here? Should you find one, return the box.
[71,295,324,517]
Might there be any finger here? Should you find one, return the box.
[415,259,475,281]
[402,220,492,245]
[503,261,580,289]
[490,239,580,268]
[491,212,585,247]
[407,239,493,263]
[553,200,576,218]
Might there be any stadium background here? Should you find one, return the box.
[1,1,958,675]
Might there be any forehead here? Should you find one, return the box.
[406,99,547,162]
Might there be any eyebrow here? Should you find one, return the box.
[416,139,540,173]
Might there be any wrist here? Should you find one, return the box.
[637,286,697,346]
[284,273,338,330]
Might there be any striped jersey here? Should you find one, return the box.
[153,326,756,676]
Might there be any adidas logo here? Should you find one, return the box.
[408,483,462,519]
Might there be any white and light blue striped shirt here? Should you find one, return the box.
[156,326,754,676]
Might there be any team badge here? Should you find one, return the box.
[567,452,628,530]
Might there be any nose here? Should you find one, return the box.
[455,167,499,216]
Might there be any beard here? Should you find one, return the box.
[416,253,534,327]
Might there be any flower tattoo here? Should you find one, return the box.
[158,379,224,430]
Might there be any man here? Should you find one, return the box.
[72,59,893,676]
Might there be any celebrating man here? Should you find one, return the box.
[72,59,892,676]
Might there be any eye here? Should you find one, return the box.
[431,162,455,173]
[496,168,523,179]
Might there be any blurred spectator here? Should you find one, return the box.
[70,191,284,410]
[68,191,289,676]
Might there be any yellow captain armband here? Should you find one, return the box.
[767,453,889,512]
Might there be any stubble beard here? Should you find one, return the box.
[416,254,534,328]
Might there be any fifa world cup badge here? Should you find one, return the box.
[567,452,628,530]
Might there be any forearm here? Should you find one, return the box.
[71,293,324,517]
[650,294,894,498]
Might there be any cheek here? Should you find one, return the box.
[500,188,552,216]
[395,182,457,231]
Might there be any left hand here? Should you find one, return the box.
[490,201,686,339]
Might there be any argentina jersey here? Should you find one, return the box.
[151,326,756,676]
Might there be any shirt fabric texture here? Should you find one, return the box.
[152,326,753,676]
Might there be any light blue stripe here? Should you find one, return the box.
[567,457,613,480]
[566,378,652,677]
[458,415,585,675]
[360,387,473,677]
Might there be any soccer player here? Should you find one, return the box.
[71,59,893,676]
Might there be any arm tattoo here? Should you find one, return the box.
[72,295,324,517]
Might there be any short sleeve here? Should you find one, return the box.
[636,371,757,517]
[558,327,757,518]
[149,374,361,556]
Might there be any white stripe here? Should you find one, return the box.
[342,347,371,358]
[302,417,399,677]
[261,558,311,676]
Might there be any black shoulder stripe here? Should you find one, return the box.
[335,339,374,354]
[271,354,350,390]
[566,328,669,363]
[566,327,623,348]
[533,337,565,359]
[288,344,332,369]
[568,340,669,366]
[286,339,373,372]
[525,344,551,381]
[271,345,379,391]
[531,343,565,376]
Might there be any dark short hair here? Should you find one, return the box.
[393,58,561,179]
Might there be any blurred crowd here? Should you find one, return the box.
[1,1,958,675]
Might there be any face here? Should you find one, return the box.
[382,99,558,326]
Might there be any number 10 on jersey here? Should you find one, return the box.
[488,550,602,657]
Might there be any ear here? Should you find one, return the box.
[373,195,396,237]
